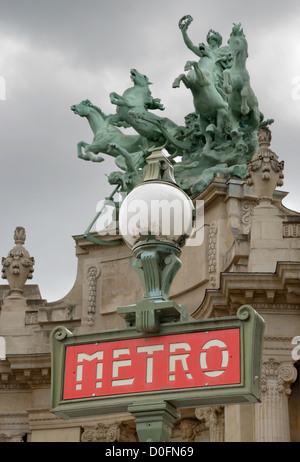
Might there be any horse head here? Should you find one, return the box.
[198,43,215,61]
[130,69,152,87]
[71,100,93,117]
[227,23,248,58]
[71,100,107,120]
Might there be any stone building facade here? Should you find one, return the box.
[0,129,300,442]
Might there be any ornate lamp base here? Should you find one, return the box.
[117,240,192,332]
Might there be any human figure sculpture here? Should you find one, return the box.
[107,143,144,193]
[173,46,229,151]
[174,16,231,96]
[173,16,231,151]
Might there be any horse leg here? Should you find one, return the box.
[215,107,229,142]
[77,141,91,160]
[200,118,213,153]
[84,144,105,162]
[241,86,250,115]
[223,69,232,95]
[109,92,125,106]
[77,141,104,162]
[172,74,185,88]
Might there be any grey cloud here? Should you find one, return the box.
[1,0,300,301]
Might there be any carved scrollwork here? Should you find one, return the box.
[53,326,71,341]
[81,422,136,442]
[237,304,252,321]
[261,359,297,395]
[195,406,225,442]
[241,200,257,233]
[171,417,206,442]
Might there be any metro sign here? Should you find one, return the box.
[64,329,240,400]
[51,305,264,419]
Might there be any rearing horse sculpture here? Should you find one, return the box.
[223,24,260,139]
[71,99,147,164]
[109,69,191,154]
[173,43,229,151]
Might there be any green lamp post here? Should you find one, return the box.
[118,150,194,333]
[50,151,264,444]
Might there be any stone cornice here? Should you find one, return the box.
[192,261,300,319]
[0,353,51,388]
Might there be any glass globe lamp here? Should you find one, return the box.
[118,150,194,310]
[119,181,194,250]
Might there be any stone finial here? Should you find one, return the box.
[246,126,284,201]
[1,227,35,296]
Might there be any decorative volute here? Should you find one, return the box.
[246,126,284,202]
[1,227,35,296]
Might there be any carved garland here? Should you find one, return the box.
[86,265,101,326]
[208,222,217,287]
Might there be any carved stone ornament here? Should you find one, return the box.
[195,406,225,442]
[86,265,101,325]
[81,422,137,442]
[246,126,284,201]
[261,359,297,395]
[208,221,217,287]
[171,417,207,442]
[1,227,35,296]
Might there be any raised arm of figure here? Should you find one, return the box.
[178,15,201,58]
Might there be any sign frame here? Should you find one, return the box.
[50,305,264,420]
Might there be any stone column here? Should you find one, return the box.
[255,359,297,442]
[195,406,225,442]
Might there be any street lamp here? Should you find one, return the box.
[118,150,194,333]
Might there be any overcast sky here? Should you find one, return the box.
[1,0,300,302]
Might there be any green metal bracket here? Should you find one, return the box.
[132,241,182,301]
[117,299,192,333]
[128,402,180,442]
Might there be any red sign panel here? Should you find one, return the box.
[63,329,240,400]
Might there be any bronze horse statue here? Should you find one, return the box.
[223,24,260,140]
[71,99,148,164]
[109,69,191,154]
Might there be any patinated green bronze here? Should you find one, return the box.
[71,16,273,199]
